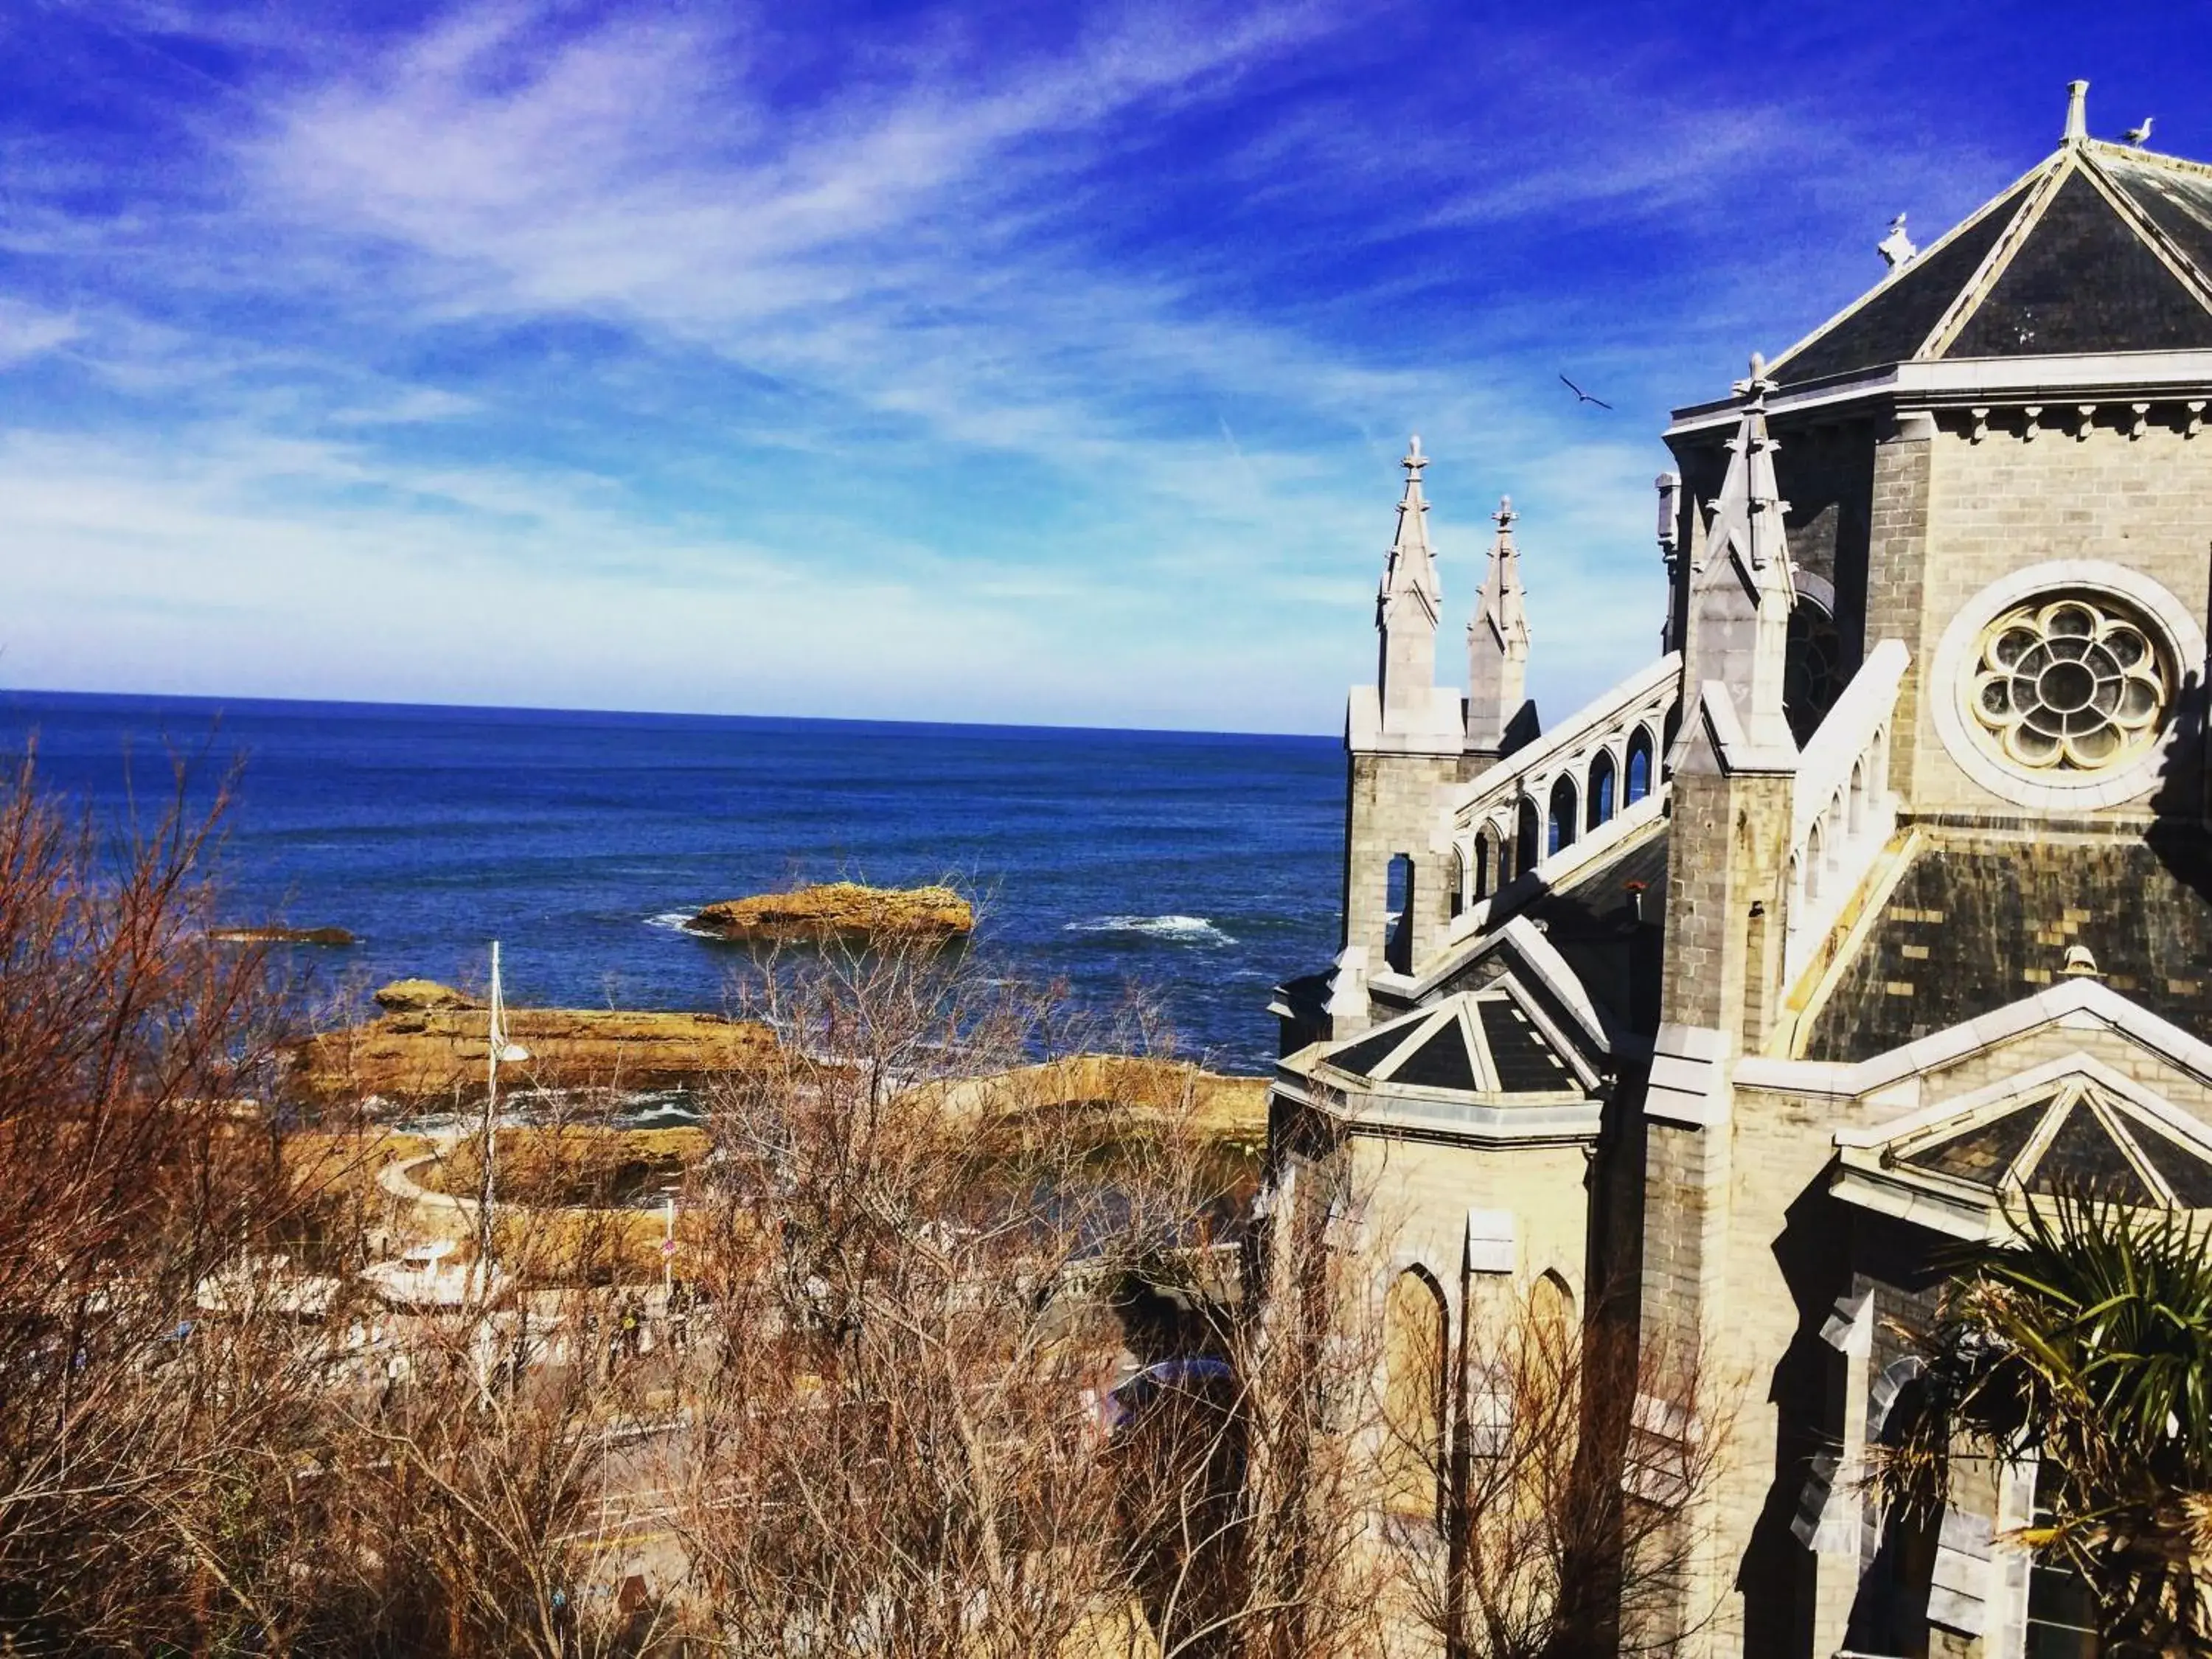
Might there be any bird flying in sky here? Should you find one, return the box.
[1559,374,1613,409]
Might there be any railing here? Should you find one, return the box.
[1784,639,1908,985]
[1447,653,1682,912]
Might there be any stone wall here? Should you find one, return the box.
[1344,750,1463,970]
[1713,1086,1867,1655]
[1882,414,2212,820]
[1347,1130,1594,1301]
[1864,414,1939,796]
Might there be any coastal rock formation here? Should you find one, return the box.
[372,978,482,1012]
[211,925,358,947]
[687,882,975,945]
[300,998,776,1103]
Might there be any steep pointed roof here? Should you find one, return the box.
[1470,496,1529,655]
[1312,987,1583,1099]
[1769,102,2212,389]
[1377,435,1441,625]
[1702,367,1795,588]
[1674,360,1797,766]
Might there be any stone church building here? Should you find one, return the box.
[1265,84,2212,1658]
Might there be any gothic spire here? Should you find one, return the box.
[1465,495,1532,761]
[1376,435,1444,733]
[1676,355,1798,765]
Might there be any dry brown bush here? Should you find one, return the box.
[5,750,1635,1658]
[669,942,1391,1658]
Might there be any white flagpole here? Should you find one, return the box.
[477,942,504,1281]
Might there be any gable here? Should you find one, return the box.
[1834,1053,2212,1238]
[1312,980,1591,1099]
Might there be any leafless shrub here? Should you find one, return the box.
[673,941,1388,1658]
[1377,1271,1735,1659]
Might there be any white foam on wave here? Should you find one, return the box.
[1063,914,1237,946]
[644,909,701,933]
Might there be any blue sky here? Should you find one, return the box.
[3,2,2206,733]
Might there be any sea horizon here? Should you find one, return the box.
[3,683,1340,746]
[3,684,1344,1073]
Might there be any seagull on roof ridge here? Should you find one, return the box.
[2124,116,2154,147]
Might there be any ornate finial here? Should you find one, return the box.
[1402,434,1427,476]
[1731,352,1775,403]
[2064,79,2089,145]
[1493,495,1516,533]
[1877,212,1918,270]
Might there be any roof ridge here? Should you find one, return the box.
[2085,138,2212,184]
[2073,143,2212,317]
[1918,150,2079,361]
[1765,152,2057,378]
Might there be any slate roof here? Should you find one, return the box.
[1770,139,2212,389]
[1805,830,2212,1063]
[1871,1076,2212,1211]
[1314,989,1580,1098]
[1523,827,1669,1038]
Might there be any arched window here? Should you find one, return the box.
[1531,1269,1575,1335]
[1385,853,1415,973]
[1661,706,1682,779]
[1860,1357,1941,1655]
[1587,750,1617,830]
[1449,846,1467,919]
[1804,824,1823,902]
[1474,828,1498,900]
[1547,774,1578,857]
[1383,1268,1450,1521]
[1784,599,1845,747]
[1515,798,1541,876]
[1625,726,1655,805]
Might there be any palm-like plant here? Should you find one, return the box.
[1878,1189,2212,1657]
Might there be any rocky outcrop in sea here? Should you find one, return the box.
[686,882,974,945]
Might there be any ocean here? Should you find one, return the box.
[2,691,1343,1073]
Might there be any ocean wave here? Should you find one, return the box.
[644,909,700,933]
[1063,914,1237,947]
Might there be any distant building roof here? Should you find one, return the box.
[1768,137,2212,389]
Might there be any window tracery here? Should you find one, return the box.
[1966,594,2169,774]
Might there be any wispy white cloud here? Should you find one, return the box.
[0,298,79,365]
[0,0,2107,728]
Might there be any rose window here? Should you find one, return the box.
[1967,595,2170,772]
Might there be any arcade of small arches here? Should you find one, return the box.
[1790,732,1888,918]
[1784,720,1895,991]
[1779,638,1910,985]
[1450,709,1674,917]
